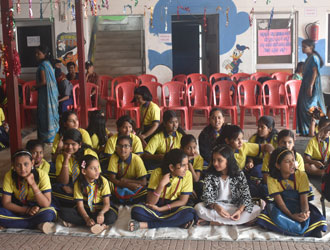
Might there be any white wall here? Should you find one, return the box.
[2,0,330,82]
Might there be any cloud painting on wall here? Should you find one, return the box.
[148,0,249,71]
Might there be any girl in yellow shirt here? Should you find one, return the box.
[0,150,56,234]
[129,149,197,231]
[58,155,117,234]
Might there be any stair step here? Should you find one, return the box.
[94,58,142,67]
[94,50,141,59]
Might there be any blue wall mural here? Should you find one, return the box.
[148,0,249,71]
[298,37,330,76]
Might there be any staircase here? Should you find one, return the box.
[93,17,144,77]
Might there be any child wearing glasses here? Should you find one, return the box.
[106,135,148,205]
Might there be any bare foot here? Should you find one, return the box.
[210,221,223,226]
[62,220,74,227]
[38,222,56,234]
[90,224,107,234]
[0,226,5,230]
[196,219,210,226]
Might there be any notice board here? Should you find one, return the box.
[256,18,294,64]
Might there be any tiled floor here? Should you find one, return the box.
[0,111,328,249]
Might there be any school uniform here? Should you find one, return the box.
[0,108,5,126]
[52,128,93,154]
[59,176,118,226]
[131,168,197,229]
[256,170,327,236]
[235,142,261,170]
[104,133,143,156]
[198,124,221,165]
[144,131,184,174]
[37,158,51,174]
[190,155,204,200]
[58,78,73,114]
[106,153,147,204]
[140,101,160,139]
[52,148,98,207]
[0,169,57,229]
[304,136,330,164]
[0,108,9,150]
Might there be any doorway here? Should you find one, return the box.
[171,14,219,77]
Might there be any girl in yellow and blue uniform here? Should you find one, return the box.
[304,117,330,176]
[107,135,148,205]
[216,125,274,199]
[104,115,143,157]
[181,134,204,200]
[26,139,50,174]
[134,86,161,146]
[59,155,117,234]
[142,110,186,176]
[52,128,99,207]
[87,110,109,154]
[256,147,327,237]
[247,116,278,184]
[129,149,198,231]
[0,150,56,234]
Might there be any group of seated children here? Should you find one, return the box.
[0,87,328,238]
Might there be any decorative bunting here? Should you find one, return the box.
[50,0,54,21]
[268,7,274,30]
[226,7,229,27]
[40,0,43,19]
[150,6,154,28]
[16,0,21,14]
[124,4,132,14]
[177,6,190,19]
[216,6,222,12]
[71,4,75,20]
[134,0,138,7]
[266,0,271,4]
[249,8,254,27]
[287,6,294,29]
[164,6,168,31]
[29,0,33,18]
[203,8,207,32]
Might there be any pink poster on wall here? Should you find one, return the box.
[258,29,291,56]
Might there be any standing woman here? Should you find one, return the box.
[296,39,326,136]
[35,45,59,143]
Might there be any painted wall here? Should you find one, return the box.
[1,0,330,84]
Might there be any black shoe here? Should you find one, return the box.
[311,229,322,238]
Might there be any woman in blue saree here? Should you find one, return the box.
[35,46,59,143]
[296,39,326,136]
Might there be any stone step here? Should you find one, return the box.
[94,58,142,67]
[94,50,141,59]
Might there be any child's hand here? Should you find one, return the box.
[97,213,105,224]
[62,151,72,161]
[299,210,310,221]
[230,209,242,221]
[313,161,324,169]
[214,204,230,219]
[85,217,95,227]
[57,137,64,151]
[126,182,142,191]
[159,173,171,187]
[188,162,194,171]
[264,144,274,154]
[25,173,36,186]
[62,185,73,194]
[145,203,162,212]
[291,213,308,222]
[27,206,40,216]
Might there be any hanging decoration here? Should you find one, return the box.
[226,7,229,27]
[268,7,274,30]
[216,6,222,12]
[177,6,190,19]
[16,0,21,14]
[40,0,43,19]
[249,8,254,27]
[6,8,16,41]
[50,0,54,21]
[98,4,101,11]
[266,0,271,4]
[164,6,168,31]
[134,0,138,7]
[124,5,133,14]
[304,0,308,3]
[0,44,21,77]
[71,3,76,20]
[102,0,109,9]
[254,0,257,3]
[90,0,97,16]
[84,0,88,18]
[150,6,154,28]
[59,1,67,21]
[287,6,294,29]
[203,8,207,32]
[29,0,33,18]
[55,0,59,9]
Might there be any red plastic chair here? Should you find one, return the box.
[125,75,138,83]
[99,75,115,119]
[262,80,289,128]
[115,82,140,128]
[72,82,99,120]
[209,73,231,84]
[21,80,38,128]
[212,81,238,125]
[237,80,264,129]
[250,72,271,81]
[285,80,302,130]
[231,73,251,83]
[162,81,189,131]
[172,74,187,84]
[271,72,292,98]
[186,73,208,84]
[136,74,158,85]
[70,79,79,85]
[187,81,212,129]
